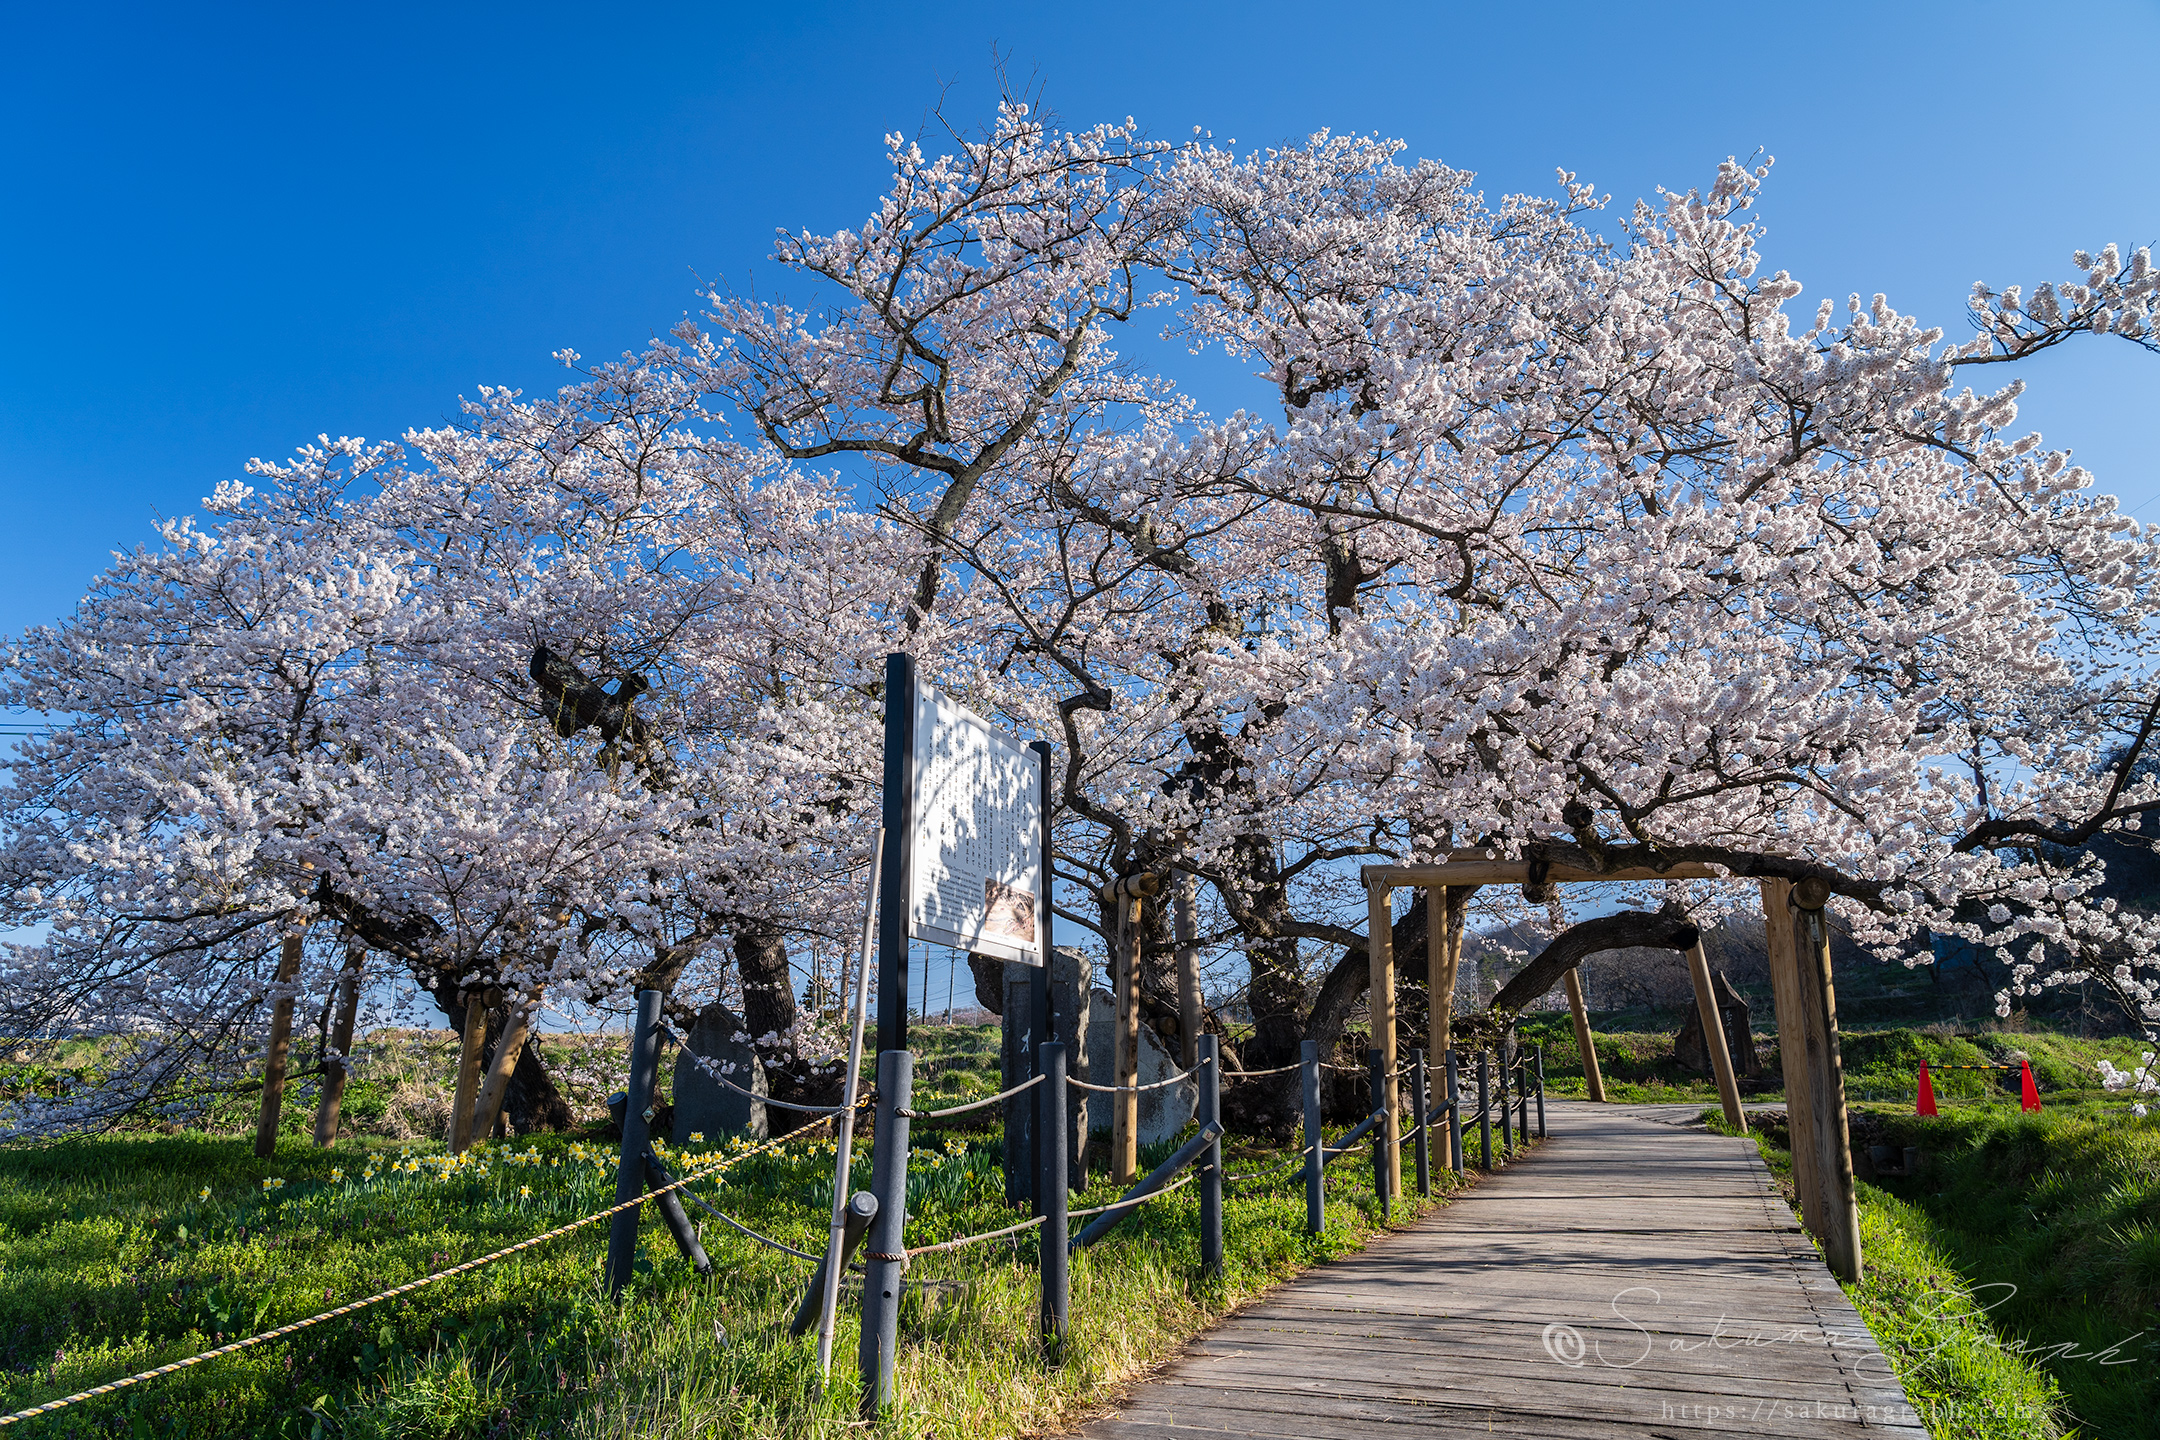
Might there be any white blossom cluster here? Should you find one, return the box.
[7,105,2160,1132]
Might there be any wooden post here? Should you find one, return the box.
[1562,968,1605,1102]
[1106,876,1158,1186]
[469,999,534,1143]
[311,938,364,1147]
[1174,873,1201,1072]
[1792,882,1863,1282]
[1760,880,1822,1242]
[253,933,305,1159]
[1425,885,1468,1067]
[1687,941,1747,1132]
[449,988,492,1155]
[1365,882,1401,1203]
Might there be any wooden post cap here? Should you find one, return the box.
[1791,877,1833,910]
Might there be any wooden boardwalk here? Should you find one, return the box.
[1077,1101,1926,1438]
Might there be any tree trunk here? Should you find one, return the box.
[311,939,364,1146]
[735,921,838,1133]
[428,975,577,1136]
[254,933,306,1158]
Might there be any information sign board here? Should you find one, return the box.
[908,684,1043,965]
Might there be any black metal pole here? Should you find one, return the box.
[1037,1041,1069,1354]
[1517,1037,1531,1141]
[605,989,663,1299]
[1199,1034,1222,1278]
[877,653,916,1058]
[1301,1039,1322,1234]
[1028,738,1054,1213]
[639,1153,713,1275]
[1367,1046,1388,1218]
[1477,1047,1492,1171]
[858,1049,913,1419]
[1445,1047,1464,1176]
[1498,1033,1513,1154]
[1411,1048,1430,1198]
[1535,1044,1547,1139]
[790,1193,878,1337]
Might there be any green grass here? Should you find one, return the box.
[1723,1109,2073,1438]
[0,1023,1458,1438]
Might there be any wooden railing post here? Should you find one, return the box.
[1563,968,1605,1102]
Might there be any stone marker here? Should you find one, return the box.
[1085,986,1196,1147]
[671,1000,769,1141]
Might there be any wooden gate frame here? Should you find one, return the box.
[1361,860,1863,1281]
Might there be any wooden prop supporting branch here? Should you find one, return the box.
[448,989,493,1155]
[1791,881,1863,1282]
[1174,873,1201,1072]
[469,1000,535,1142]
[253,933,306,1159]
[1760,880,1822,1247]
[1562,968,1605,1103]
[1425,884,1470,1065]
[311,939,365,1147]
[1686,941,1747,1132]
[1365,882,1401,1203]
[1102,873,1160,1186]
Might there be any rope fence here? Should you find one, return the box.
[0,1108,849,1430]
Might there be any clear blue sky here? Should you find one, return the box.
[4,0,2157,640]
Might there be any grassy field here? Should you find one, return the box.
[0,1023,1466,1439]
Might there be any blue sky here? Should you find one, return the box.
[4,0,2157,1016]
[4,0,2157,642]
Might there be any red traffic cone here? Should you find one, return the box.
[2020,1059,2043,1112]
[1916,1061,1939,1117]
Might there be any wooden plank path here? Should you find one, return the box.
[1075,1101,1926,1438]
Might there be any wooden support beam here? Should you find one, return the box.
[1363,861,1726,888]
[1562,968,1605,1103]
[1366,883,1401,1203]
[1686,941,1746,1132]
[311,938,364,1147]
[1792,884,1863,1282]
[1425,885,1470,1066]
[449,988,492,1155]
[253,932,305,1159]
[1107,883,1149,1185]
[1760,880,1821,1238]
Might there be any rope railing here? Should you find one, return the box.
[1069,1070,1199,1095]
[1217,1060,1304,1080]
[656,1151,823,1261]
[0,1108,849,1430]
[897,1072,1041,1120]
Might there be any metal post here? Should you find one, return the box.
[1477,1047,1492,1171]
[1302,1039,1323,1233]
[1367,1046,1389,1217]
[858,1050,913,1418]
[1497,1033,1513,1154]
[876,653,916,1058]
[1038,1041,1069,1354]
[1199,1034,1222,1278]
[1517,1038,1531,1141]
[606,989,664,1298]
[1535,1044,1547,1139]
[793,1192,878,1337]
[1444,1047,1464,1176]
[1410,1048,1430,1198]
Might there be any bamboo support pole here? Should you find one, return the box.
[311,938,364,1147]
[1102,873,1159,1186]
[1687,941,1747,1132]
[1365,882,1401,1203]
[1426,884,1470,1066]
[1562,967,1605,1103]
[253,933,305,1159]
[448,988,493,1155]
